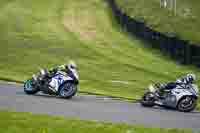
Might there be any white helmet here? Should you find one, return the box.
[186,73,196,83]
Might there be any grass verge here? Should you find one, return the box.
[0,110,194,133]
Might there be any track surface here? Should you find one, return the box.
[0,82,200,131]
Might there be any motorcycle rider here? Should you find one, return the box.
[156,73,197,97]
[50,60,77,76]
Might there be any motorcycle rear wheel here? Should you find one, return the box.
[141,92,155,107]
[24,79,40,95]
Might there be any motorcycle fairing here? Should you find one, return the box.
[162,93,177,108]
[49,73,73,91]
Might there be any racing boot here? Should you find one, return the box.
[155,84,166,99]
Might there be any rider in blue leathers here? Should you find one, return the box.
[157,74,197,97]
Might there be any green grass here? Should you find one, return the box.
[115,0,200,44]
[0,111,194,133]
[0,0,200,108]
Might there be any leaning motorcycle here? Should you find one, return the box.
[24,68,79,99]
[141,83,199,112]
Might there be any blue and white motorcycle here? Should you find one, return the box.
[24,68,79,99]
[141,83,199,112]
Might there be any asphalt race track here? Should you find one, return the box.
[0,81,200,131]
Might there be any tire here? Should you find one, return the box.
[177,96,197,112]
[141,92,155,107]
[58,82,77,99]
[24,79,39,95]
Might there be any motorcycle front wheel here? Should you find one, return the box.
[177,96,197,112]
[58,82,77,99]
[141,92,155,107]
[24,79,40,95]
